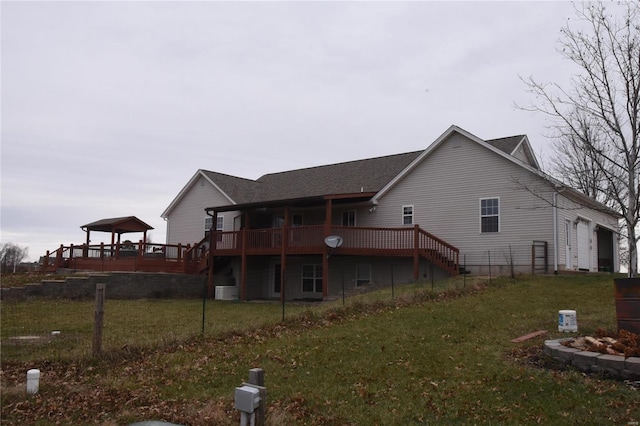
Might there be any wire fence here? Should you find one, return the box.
[1,274,493,364]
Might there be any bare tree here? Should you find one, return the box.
[520,2,640,277]
[0,243,29,274]
[551,123,615,207]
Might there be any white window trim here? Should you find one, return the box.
[402,205,414,225]
[479,197,500,233]
[301,264,323,293]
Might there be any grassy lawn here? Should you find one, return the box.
[1,274,638,425]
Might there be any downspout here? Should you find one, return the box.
[553,191,558,274]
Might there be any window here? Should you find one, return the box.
[356,264,371,287]
[480,198,499,233]
[205,216,224,241]
[302,264,323,293]
[292,214,303,227]
[402,205,414,225]
[342,210,356,227]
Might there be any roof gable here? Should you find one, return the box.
[161,170,252,218]
[373,125,552,203]
[81,216,153,233]
[486,135,540,169]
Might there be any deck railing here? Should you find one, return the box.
[41,240,206,274]
[211,225,459,275]
[42,225,459,276]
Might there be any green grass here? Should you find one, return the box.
[1,274,638,425]
[1,298,311,362]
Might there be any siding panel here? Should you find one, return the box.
[166,174,241,245]
[372,133,557,272]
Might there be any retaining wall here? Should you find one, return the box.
[544,339,640,380]
[1,272,208,300]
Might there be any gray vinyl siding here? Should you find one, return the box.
[165,175,240,245]
[511,144,534,166]
[372,132,557,272]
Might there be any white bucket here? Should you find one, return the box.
[26,369,40,394]
[558,310,578,332]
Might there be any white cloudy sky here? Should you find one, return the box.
[1,1,614,261]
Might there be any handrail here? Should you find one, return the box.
[41,225,460,276]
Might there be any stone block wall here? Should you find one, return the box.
[544,339,640,380]
[1,272,208,300]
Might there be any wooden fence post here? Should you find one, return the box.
[93,283,106,357]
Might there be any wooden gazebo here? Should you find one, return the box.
[42,215,207,274]
[81,216,153,248]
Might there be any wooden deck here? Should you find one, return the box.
[41,241,207,274]
[42,225,459,276]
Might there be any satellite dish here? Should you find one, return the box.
[324,235,344,249]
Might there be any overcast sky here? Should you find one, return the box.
[1,1,618,261]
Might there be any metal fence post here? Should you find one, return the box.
[92,283,106,357]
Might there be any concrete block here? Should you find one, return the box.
[597,354,625,371]
[624,357,640,374]
[572,351,601,372]
[555,346,580,362]
[620,369,640,380]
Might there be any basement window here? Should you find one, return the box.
[302,264,323,293]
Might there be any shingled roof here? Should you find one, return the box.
[199,151,422,207]
[203,135,541,208]
[255,151,423,201]
[199,171,260,204]
[485,135,526,154]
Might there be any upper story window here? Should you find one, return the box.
[205,216,224,240]
[402,205,414,225]
[480,198,499,233]
[292,214,303,227]
[342,210,356,227]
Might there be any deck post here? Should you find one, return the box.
[208,214,216,297]
[280,226,287,305]
[241,227,248,301]
[322,199,332,298]
[55,244,63,269]
[413,225,420,280]
[137,240,143,267]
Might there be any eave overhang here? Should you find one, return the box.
[205,192,377,214]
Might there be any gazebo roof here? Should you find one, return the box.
[80,216,154,234]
